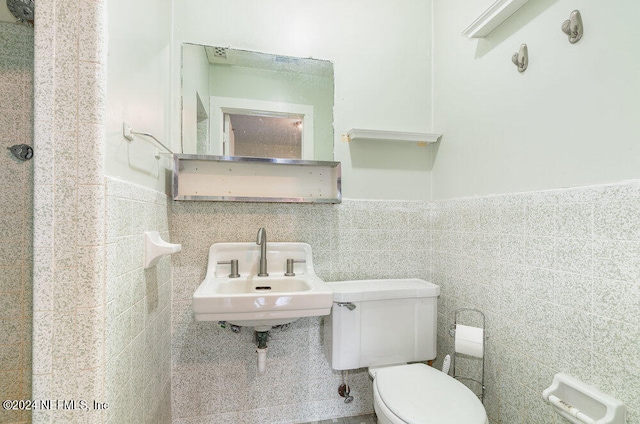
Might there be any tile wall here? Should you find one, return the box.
[0,21,33,424]
[28,4,640,423]
[170,199,431,423]
[104,177,172,423]
[432,181,640,424]
[31,0,107,422]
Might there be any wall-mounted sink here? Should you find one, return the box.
[193,242,333,331]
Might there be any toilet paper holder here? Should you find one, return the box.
[449,308,487,403]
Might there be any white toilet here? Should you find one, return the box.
[324,279,487,424]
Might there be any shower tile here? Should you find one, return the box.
[0,292,22,318]
[77,125,105,185]
[53,4,79,62]
[0,266,22,293]
[76,307,104,370]
[78,61,106,124]
[33,184,54,248]
[78,0,106,63]
[52,66,78,133]
[0,25,23,58]
[0,57,27,86]
[33,118,54,186]
[32,247,53,311]
[0,81,26,111]
[0,343,21,371]
[0,319,22,346]
[52,267,77,312]
[77,184,105,245]
[51,312,77,358]
[54,130,78,179]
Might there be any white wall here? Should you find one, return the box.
[432,0,640,200]
[106,0,173,193]
[173,0,434,200]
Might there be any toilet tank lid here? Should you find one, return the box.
[327,279,440,302]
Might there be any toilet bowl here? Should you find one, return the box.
[323,279,488,424]
[371,364,487,424]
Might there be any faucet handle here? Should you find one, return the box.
[217,259,240,278]
[285,258,306,276]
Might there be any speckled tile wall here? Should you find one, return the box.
[432,181,640,424]
[104,177,172,423]
[0,21,33,424]
[32,0,108,422]
[30,1,640,423]
[170,199,431,423]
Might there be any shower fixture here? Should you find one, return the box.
[6,0,35,25]
[7,144,33,161]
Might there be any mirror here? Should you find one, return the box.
[181,43,335,161]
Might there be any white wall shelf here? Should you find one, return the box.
[172,154,341,203]
[462,0,530,38]
[345,129,442,145]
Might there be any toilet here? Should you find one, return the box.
[324,279,487,424]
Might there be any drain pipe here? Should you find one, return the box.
[256,331,269,374]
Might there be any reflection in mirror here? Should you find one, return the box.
[226,113,303,159]
[181,43,334,161]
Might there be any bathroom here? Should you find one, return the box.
[1,0,639,423]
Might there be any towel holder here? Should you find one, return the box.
[123,122,174,156]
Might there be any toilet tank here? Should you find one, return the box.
[324,279,440,371]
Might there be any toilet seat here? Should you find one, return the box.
[374,363,487,424]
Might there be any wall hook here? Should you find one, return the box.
[561,10,583,44]
[511,43,528,73]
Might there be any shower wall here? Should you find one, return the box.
[31,0,108,422]
[0,21,33,424]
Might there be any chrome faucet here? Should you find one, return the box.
[256,227,268,276]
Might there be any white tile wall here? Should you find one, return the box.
[0,21,33,424]
[433,181,640,424]
[170,199,431,423]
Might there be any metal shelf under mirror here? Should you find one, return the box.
[172,154,341,203]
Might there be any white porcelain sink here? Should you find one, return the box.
[192,242,333,331]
